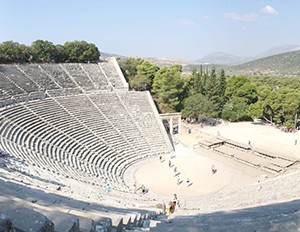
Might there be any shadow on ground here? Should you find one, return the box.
[152,199,300,231]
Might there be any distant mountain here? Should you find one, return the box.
[255,44,300,59]
[144,57,194,67]
[228,50,300,77]
[101,52,125,58]
[196,52,250,65]
[103,44,300,76]
[195,45,300,65]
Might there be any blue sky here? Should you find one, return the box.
[1,0,299,60]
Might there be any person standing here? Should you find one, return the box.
[133,181,137,193]
[169,194,179,214]
[186,178,190,187]
[104,184,110,194]
[211,164,217,174]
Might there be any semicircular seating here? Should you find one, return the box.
[0,58,173,192]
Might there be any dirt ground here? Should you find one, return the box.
[134,122,299,198]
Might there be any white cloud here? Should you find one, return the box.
[224,12,257,22]
[261,5,279,15]
[180,19,196,25]
[203,15,210,20]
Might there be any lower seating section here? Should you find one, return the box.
[0,92,172,191]
[0,101,130,190]
[0,169,160,232]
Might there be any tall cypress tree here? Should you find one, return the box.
[191,65,203,95]
[217,69,227,117]
[206,67,218,100]
[202,66,209,96]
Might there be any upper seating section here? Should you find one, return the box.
[0,58,128,102]
[40,64,78,89]
[0,65,37,98]
[80,63,110,89]
[60,63,95,90]
[18,64,60,91]
[99,58,128,89]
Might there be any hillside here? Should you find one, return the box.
[228,50,300,77]
[255,44,300,59]
[196,52,250,65]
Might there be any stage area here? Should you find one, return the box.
[135,143,262,197]
[133,122,299,198]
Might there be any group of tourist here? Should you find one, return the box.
[165,154,192,188]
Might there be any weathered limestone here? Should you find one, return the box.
[90,217,112,232]
[0,213,13,232]
[1,208,54,232]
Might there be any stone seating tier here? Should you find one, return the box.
[0,60,173,193]
[0,65,39,93]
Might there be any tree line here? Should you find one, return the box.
[0,40,100,63]
[0,44,298,128]
[118,57,300,129]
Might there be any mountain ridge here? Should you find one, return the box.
[196,44,300,65]
[228,49,300,77]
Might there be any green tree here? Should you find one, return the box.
[248,102,264,119]
[63,41,100,62]
[152,65,185,112]
[222,98,250,122]
[225,75,257,104]
[202,67,209,95]
[282,91,300,128]
[30,40,58,63]
[181,93,216,120]
[217,69,227,116]
[218,69,226,99]
[189,65,203,95]
[55,44,67,63]
[135,61,159,91]
[206,67,218,99]
[222,75,257,121]
[0,41,30,63]
[117,57,144,90]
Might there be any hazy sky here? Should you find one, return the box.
[1,0,299,60]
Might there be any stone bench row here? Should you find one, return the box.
[0,108,128,189]
[0,127,126,190]
[119,91,173,153]
[0,207,158,232]
[1,96,169,190]
[0,60,124,101]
